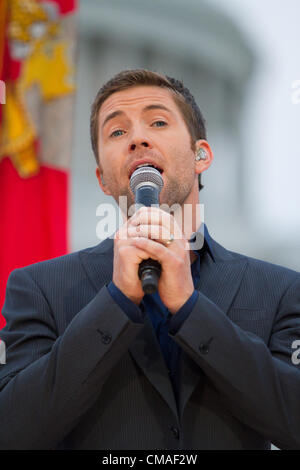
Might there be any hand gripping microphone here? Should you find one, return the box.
[129,166,164,294]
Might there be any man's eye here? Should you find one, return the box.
[110,129,125,138]
[152,121,167,127]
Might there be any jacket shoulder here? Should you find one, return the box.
[7,238,112,289]
[211,237,300,287]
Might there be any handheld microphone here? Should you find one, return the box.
[130,166,164,294]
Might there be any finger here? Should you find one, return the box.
[129,207,181,238]
[127,224,175,245]
[130,207,169,226]
[115,208,161,243]
[114,216,139,242]
[130,236,182,265]
[117,239,157,264]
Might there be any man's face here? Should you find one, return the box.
[96,85,200,213]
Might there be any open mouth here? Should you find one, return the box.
[129,163,163,179]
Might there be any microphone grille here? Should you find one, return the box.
[130,166,164,193]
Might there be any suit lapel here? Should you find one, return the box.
[79,237,114,290]
[178,241,248,418]
[80,236,248,420]
[128,316,179,418]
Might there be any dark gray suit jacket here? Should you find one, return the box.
[1,234,300,450]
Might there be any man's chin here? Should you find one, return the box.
[159,184,192,209]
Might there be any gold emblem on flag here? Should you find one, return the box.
[0,0,76,178]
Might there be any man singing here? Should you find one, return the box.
[1,69,300,450]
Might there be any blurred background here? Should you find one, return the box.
[72,0,300,271]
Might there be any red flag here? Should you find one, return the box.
[0,0,77,328]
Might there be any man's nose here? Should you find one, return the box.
[128,129,152,152]
[129,140,150,151]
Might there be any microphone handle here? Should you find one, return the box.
[138,259,161,295]
[135,184,162,294]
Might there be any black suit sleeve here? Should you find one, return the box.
[0,268,144,449]
[170,276,300,450]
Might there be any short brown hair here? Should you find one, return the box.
[90,69,207,191]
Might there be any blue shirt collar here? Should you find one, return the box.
[189,223,215,262]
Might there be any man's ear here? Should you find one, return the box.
[194,139,214,175]
[95,167,112,195]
